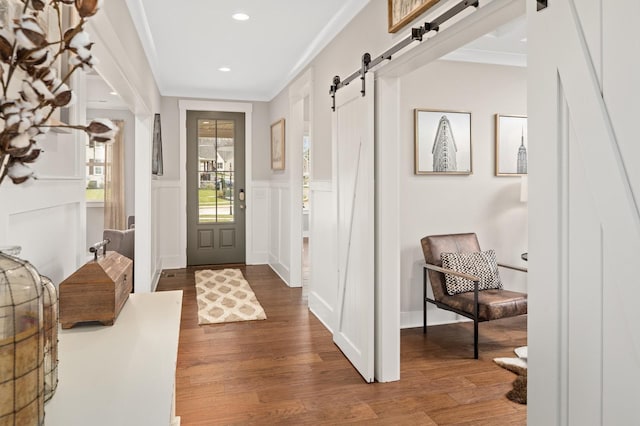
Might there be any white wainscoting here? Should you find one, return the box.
[307,180,337,332]
[0,178,85,286]
[268,180,291,285]
[248,181,270,265]
[401,310,470,330]
[153,179,271,275]
[153,180,181,274]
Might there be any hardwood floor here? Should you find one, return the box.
[156,265,527,425]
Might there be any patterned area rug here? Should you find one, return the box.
[195,269,267,325]
[494,346,528,405]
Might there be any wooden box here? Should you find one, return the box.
[59,251,133,329]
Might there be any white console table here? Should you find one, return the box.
[45,290,183,426]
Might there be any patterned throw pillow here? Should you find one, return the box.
[440,250,503,295]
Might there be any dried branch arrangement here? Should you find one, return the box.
[0,0,117,185]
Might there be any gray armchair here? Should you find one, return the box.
[103,228,134,261]
[421,233,527,359]
[103,226,134,291]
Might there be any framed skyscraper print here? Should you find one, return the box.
[414,109,472,175]
[495,114,528,176]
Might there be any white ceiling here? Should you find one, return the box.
[120,1,525,103]
[86,73,129,110]
[126,0,370,101]
[442,15,527,67]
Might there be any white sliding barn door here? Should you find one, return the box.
[332,77,375,382]
[528,1,640,425]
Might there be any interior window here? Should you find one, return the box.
[86,141,105,201]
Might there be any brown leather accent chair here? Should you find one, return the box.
[421,233,527,359]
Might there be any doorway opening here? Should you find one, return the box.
[366,0,528,382]
[411,13,529,313]
[302,95,311,289]
[84,72,135,260]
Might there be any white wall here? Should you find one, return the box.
[86,204,104,254]
[90,1,162,116]
[399,60,528,327]
[0,167,83,285]
[268,88,291,282]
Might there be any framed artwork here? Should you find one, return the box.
[388,0,440,33]
[495,114,527,176]
[270,118,285,170]
[414,109,472,175]
[152,113,163,176]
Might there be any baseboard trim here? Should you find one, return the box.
[268,261,290,287]
[150,268,162,293]
[160,255,183,271]
[246,252,269,265]
[308,291,334,333]
[401,309,471,329]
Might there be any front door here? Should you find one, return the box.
[187,111,246,265]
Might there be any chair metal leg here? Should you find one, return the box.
[423,267,427,334]
[474,318,478,359]
[474,281,479,359]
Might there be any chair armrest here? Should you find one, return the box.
[424,263,479,282]
[103,228,135,261]
[498,263,528,273]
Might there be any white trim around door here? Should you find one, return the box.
[178,100,253,267]
[288,68,313,288]
[372,0,525,382]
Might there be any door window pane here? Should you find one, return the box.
[198,119,235,223]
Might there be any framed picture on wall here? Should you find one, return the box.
[495,114,527,176]
[414,109,472,175]
[388,0,440,33]
[270,118,285,170]
[152,113,163,175]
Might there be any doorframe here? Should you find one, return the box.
[288,69,313,288]
[87,16,156,292]
[178,100,253,267]
[372,0,525,382]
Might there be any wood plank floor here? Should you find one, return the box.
[156,265,527,425]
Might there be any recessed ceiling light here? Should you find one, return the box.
[232,12,249,21]
[218,67,231,72]
[109,91,118,96]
